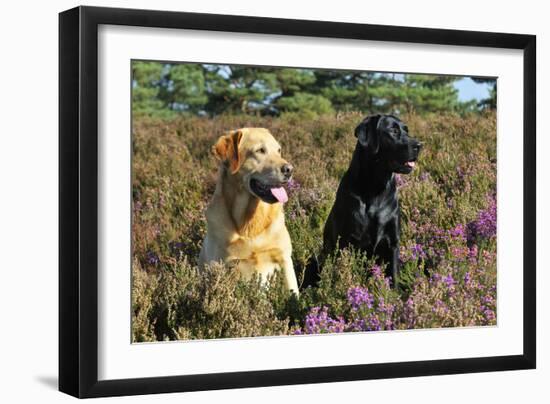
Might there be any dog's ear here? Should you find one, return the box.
[355,114,381,154]
[212,130,244,174]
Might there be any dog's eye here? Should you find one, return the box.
[257,147,267,154]
[389,128,399,136]
[277,148,281,154]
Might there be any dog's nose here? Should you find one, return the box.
[281,163,294,178]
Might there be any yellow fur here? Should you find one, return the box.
[199,128,298,294]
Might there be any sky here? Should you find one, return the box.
[455,77,493,102]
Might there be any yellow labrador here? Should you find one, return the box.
[199,128,299,295]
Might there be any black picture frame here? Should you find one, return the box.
[59,5,536,398]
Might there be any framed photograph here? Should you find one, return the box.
[59,6,536,398]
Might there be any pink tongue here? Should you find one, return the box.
[407,161,416,168]
[270,187,288,203]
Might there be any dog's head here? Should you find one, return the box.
[213,128,293,204]
[355,114,422,174]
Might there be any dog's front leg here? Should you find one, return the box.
[389,247,400,288]
[282,255,299,297]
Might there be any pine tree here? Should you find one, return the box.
[132,61,165,116]
[158,64,207,113]
[131,61,487,117]
[472,77,497,110]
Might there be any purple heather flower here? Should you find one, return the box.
[443,274,456,289]
[133,200,143,213]
[303,306,345,334]
[431,273,443,284]
[169,241,184,250]
[456,165,469,183]
[450,245,469,261]
[377,297,394,315]
[484,309,496,323]
[366,314,381,331]
[146,251,159,265]
[348,319,367,332]
[468,245,479,262]
[287,178,301,193]
[370,265,383,278]
[406,297,414,308]
[433,299,449,314]
[378,296,385,307]
[347,287,374,310]
[467,194,497,243]
[410,243,426,260]
[168,241,185,258]
[450,224,467,241]
[395,174,406,188]
[482,295,495,306]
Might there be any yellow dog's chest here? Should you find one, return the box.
[225,231,286,282]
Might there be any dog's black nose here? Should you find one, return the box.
[281,163,294,178]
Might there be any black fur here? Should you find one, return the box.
[316,114,422,287]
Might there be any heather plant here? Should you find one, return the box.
[132,111,497,341]
[132,258,292,341]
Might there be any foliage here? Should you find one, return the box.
[472,77,497,110]
[132,111,497,341]
[131,61,495,117]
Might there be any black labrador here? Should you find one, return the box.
[321,114,422,286]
